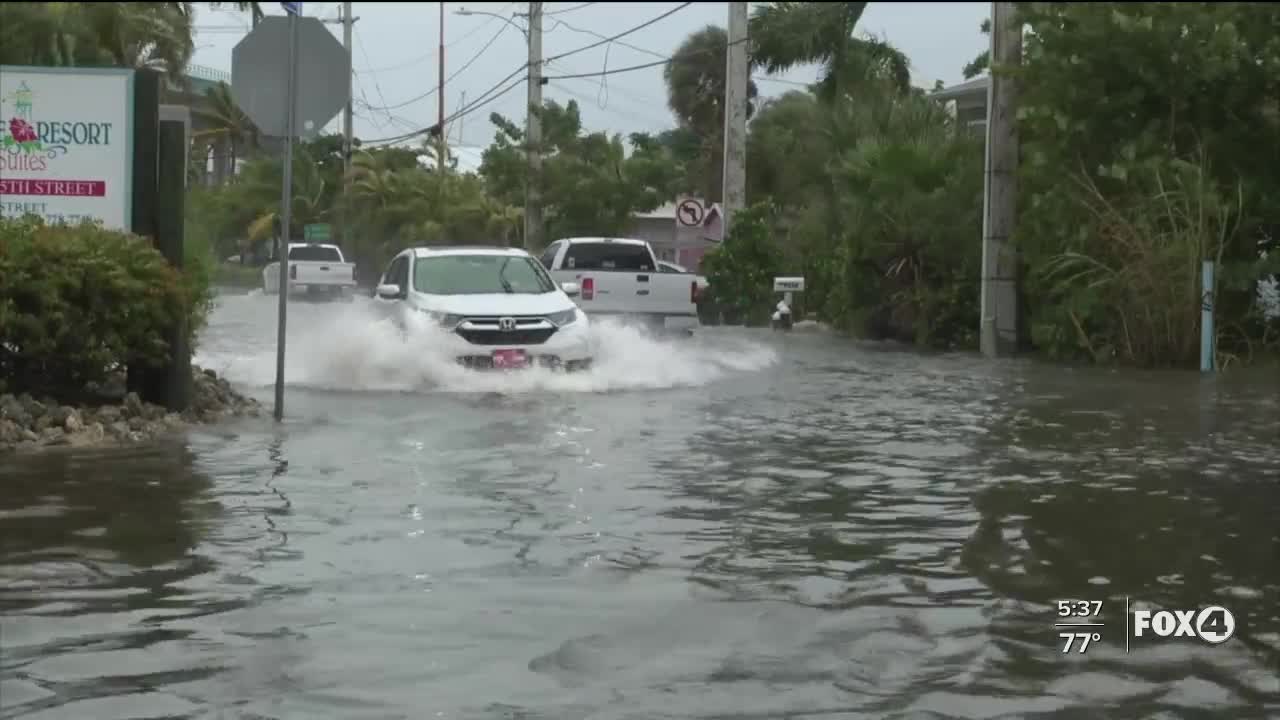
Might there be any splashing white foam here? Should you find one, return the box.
[194,293,778,394]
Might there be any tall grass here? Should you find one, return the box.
[1038,155,1242,367]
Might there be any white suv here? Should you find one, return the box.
[373,246,594,371]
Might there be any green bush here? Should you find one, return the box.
[0,216,211,398]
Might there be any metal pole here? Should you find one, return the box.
[721,1,748,238]
[274,10,300,422]
[438,2,448,170]
[342,2,354,252]
[524,1,543,250]
[1201,260,1215,372]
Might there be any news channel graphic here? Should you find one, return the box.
[1053,599,1238,654]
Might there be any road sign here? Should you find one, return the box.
[676,198,704,227]
[774,277,805,292]
[280,1,302,14]
[232,15,350,139]
[304,223,331,241]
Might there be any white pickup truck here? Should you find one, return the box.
[262,243,358,300]
[540,237,701,332]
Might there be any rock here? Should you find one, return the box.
[203,368,218,380]
[127,416,147,432]
[97,405,121,424]
[0,418,21,444]
[46,405,71,427]
[23,398,46,420]
[69,422,105,446]
[64,409,83,433]
[34,414,52,433]
[123,392,144,418]
[109,421,130,439]
[40,427,66,445]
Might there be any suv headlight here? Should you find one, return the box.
[416,307,463,328]
[547,308,578,327]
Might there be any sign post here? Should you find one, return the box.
[273,7,299,422]
[233,3,349,421]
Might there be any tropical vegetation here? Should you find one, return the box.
[3,1,1278,377]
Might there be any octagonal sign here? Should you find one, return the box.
[232,15,350,139]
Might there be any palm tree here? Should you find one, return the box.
[749,2,912,102]
[193,81,258,184]
[0,3,196,84]
[663,25,759,204]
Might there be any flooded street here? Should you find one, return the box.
[2,289,1279,719]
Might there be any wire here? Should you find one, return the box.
[357,2,515,73]
[545,18,811,90]
[543,2,691,64]
[544,2,595,16]
[359,2,694,146]
[543,37,749,80]
[364,22,511,112]
[361,74,527,146]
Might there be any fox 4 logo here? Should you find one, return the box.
[1132,605,1236,644]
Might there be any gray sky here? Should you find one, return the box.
[193,2,988,147]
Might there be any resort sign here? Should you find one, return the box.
[0,66,134,231]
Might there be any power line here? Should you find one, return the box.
[359,3,695,147]
[356,2,515,73]
[543,2,691,64]
[361,75,527,146]
[364,22,511,112]
[543,37,749,80]
[547,18,812,89]
[544,2,595,16]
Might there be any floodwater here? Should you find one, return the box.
[2,289,1278,719]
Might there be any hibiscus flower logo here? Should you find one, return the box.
[4,116,41,152]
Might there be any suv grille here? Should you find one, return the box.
[457,327,557,345]
[454,316,557,346]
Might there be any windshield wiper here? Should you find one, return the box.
[497,258,515,293]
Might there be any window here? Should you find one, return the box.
[288,245,343,262]
[413,255,556,295]
[563,242,653,272]
[539,242,561,270]
[658,261,688,274]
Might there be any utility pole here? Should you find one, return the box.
[979,0,1022,358]
[721,1,748,239]
[341,2,355,253]
[437,2,448,171]
[525,1,544,250]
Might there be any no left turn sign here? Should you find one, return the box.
[676,199,704,227]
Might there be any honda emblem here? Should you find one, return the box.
[498,317,516,331]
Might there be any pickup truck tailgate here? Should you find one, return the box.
[291,261,355,285]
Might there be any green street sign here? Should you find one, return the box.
[304,223,331,242]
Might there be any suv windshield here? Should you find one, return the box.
[412,254,556,295]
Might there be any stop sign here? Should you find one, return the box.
[231,15,350,139]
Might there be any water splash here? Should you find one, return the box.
[194,293,778,394]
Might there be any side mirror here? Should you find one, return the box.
[376,283,402,300]
[560,281,580,298]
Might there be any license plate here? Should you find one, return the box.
[492,349,528,369]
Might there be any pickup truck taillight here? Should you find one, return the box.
[289,264,297,280]
[581,277,594,300]
[690,280,700,304]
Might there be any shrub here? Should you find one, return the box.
[0,216,211,398]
